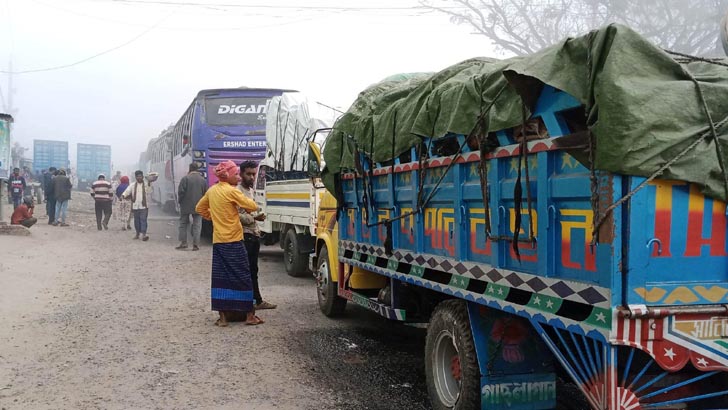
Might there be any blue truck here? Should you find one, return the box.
[76,143,111,191]
[310,26,728,410]
[33,139,69,175]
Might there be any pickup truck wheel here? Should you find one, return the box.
[316,245,346,317]
[283,229,308,277]
[425,300,480,410]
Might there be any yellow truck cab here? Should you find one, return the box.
[307,144,386,316]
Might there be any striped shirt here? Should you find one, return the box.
[91,180,113,202]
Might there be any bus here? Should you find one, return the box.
[142,126,176,211]
[142,87,293,212]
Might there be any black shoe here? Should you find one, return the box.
[175,243,188,250]
[103,223,108,230]
[98,227,102,231]
[192,245,199,251]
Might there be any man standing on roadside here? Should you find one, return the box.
[44,167,57,224]
[7,168,26,209]
[195,160,263,327]
[238,161,276,310]
[123,170,153,241]
[176,163,207,251]
[91,174,114,230]
[52,169,72,227]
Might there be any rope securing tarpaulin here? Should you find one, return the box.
[322,24,728,203]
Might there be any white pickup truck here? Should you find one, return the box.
[255,92,339,277]
[254,169,325,276]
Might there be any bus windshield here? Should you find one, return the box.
[204,97,270,126]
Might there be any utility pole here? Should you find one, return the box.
[7,60,12,116]
[1,59,16,117]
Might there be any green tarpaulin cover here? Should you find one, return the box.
[322,24,728,202]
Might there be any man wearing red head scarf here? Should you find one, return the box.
[196,160,263,327]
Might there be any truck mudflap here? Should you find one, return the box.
[466,302,557,410]
[529,309,728,410]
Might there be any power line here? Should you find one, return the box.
[0,11,173,75]
[32,0,327,32]
[95,0,446,11]
[32,0,438,31]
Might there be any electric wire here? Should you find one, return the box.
[0,11,174,74]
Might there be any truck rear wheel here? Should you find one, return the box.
[283,229,308,277]
[316,245,346,317]
[425,300,480,410]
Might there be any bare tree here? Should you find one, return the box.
[421,0,728,56]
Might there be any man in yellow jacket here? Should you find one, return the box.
[196,160,263,327]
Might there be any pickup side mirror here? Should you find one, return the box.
[307,142,322,177]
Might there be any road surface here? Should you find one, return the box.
[0,194,431,410]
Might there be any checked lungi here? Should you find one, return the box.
[211,241,254,312]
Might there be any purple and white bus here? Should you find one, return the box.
[175,88,293,184]
[147,88,293,211]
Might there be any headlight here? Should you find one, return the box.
[193,150,204,158]
[194,161,206,168]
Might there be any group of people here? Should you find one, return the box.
[10,159,276,327]
[193,160,276,327]
[7,166,155,242]
[10,166,76,228]
[96,170,153,240]
[91,170,155,240]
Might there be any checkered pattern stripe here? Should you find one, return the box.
[339,247,611,333]
[340,240,611,309]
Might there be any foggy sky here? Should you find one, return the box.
[0,0,495,172]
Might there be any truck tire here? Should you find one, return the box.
[283,229,308,277]
[425,300,480,410]
[316,245,346,317]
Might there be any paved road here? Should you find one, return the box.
[0,194,432,410]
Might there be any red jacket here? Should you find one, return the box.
[11,204,34,225]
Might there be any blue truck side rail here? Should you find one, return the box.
[334,86,728,409]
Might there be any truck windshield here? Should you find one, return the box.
[204,97,270,126]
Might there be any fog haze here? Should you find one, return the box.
[1,0,494,172]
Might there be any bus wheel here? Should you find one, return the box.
[425,300,480,410]
[316,245,346,317]
[283,229,308,277]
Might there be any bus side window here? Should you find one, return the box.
[256,166,267,190]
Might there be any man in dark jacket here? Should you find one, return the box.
[8,168,26,209]
[44,167,57,224]
[176,163,207,251]
[52,169,73,226]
